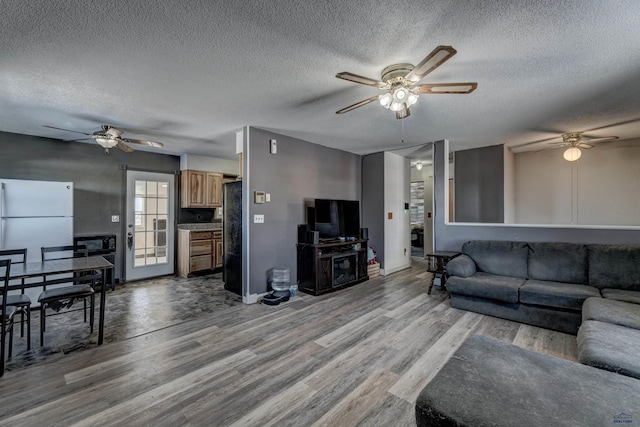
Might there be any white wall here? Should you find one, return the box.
[180,153,239,175]
[514,139,640,225]
[383,152,411,275]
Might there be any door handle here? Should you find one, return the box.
[127,232,133,250]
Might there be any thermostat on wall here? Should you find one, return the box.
[254,191,266,204]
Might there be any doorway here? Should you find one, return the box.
[125,170,175,281]
[410,163,434,257]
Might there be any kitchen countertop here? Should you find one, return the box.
[177,223,222,231]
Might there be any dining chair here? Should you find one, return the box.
[0,249,31,351]
[38,245,95,347]
[1,259,16,377]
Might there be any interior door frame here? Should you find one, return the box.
[124,169,177,282]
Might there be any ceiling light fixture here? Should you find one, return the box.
[416,161,423,171]
[563,146,582,162]
[380,85,419,113]
[94,136,118,149]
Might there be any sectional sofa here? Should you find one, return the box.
[415,240,640,426]
[444,240,640,334]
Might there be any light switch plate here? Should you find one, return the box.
[265,193,271,202]
[254,214,265,223]
[111,215,120,223]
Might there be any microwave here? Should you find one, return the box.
[73,234,117,254]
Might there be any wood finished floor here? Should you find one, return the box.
[0,260,578,426]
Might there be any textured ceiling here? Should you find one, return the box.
[2,0,640,160]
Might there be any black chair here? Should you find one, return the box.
[1,259,16,377]
[0,249,31,351]
[38,245,95,347]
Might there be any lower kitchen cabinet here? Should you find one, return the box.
[178,229,223,277]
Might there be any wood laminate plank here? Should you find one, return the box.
[310,369,399,427]
[355,392,416,427]
[227,382,317,427]
[512,324,578,362]
[384,293,432,319]
[388,311,483,403]
[314,307,388,347]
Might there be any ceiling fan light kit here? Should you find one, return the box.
[335,46,477,119]
[563,146,582,162]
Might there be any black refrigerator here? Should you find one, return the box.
[223,180,242,296]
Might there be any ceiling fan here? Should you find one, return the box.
[549,132,619,161]
[335,45,477,119]
[43,125,164,153]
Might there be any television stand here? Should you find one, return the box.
[296,239,369,296]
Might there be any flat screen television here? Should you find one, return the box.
[313,199,360,240]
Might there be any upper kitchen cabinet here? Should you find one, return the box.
[181,170,223,208]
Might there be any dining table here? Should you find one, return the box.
[7,255,114,346]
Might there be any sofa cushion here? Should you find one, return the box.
[416,335,640,427]
[519,280,600,310]
[527,242,587,284]
[446,272,524,303]
[601,288,640,305]
[462,240,528,279]
[588,244,640,290]
[445,254,476,278]
[582,297,640,330]
[577,320,640,380]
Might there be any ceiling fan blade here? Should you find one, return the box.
[122,138,164,148]
[414,82,478,94]
[42,125,92,136]
[405,46,457,83]
[581,136,619,144]
[336,96,380,114]
[396,106,410,120]
[335,72,386,88]
[578,143,595,149]
[116,141,135,152]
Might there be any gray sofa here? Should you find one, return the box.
[445,240,640,334]
[415,241,640,426]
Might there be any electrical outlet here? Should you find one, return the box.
[254,214,265,223]
[111,215,120,223]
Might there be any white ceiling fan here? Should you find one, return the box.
[547,132,619,161]
[335,45,477,119]
[43,125,164,153]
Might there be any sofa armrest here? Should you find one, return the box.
[446,254,476,278]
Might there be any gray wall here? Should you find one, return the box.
[433,140,640,251]
[362,153,385,268]
[454,144,504,223]
[0,131,180,280]
[245,127,361,296]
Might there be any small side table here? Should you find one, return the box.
[426,251,461,295]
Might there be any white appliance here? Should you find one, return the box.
[0,179,74,305]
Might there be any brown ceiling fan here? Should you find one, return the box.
[335,45,477,119]
[43,124,164,153]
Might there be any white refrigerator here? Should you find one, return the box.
[0,178,74,304]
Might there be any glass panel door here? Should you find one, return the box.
[126,171,174,281]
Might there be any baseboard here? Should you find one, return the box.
[242,292,268,304]
[380,263,411,276]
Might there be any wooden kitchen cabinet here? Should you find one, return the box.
[213,230,223,269]
[181,170,223,208]
[178,229,224,277]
